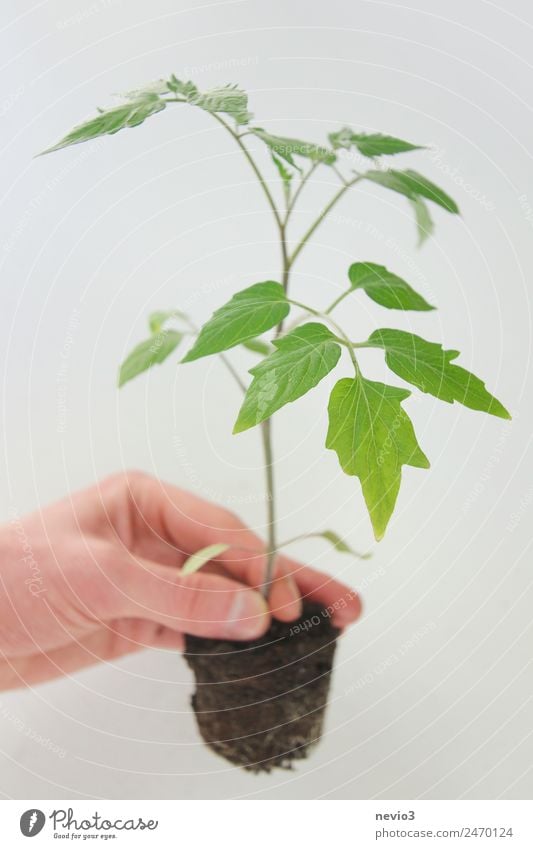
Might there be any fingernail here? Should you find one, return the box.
[284,576,303,610]
[270,577,302,621]
[224,590,270,640]
[333,592,363,627]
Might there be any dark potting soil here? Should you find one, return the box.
[184,602,339,773]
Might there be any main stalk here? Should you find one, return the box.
[210,113,357,598]
[260,222,291,597]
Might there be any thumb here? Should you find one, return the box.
[110,556,271,641]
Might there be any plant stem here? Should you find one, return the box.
[183,316,248,393]
[280,222,290,293]
[285,161,319,222]
[209,112,283,230]
[288,298,362,377]
[179,105,363,596]
[259,226,296,596]
[219,353,247,393]
[331,164,349,186]
[325,288,352,315]
[205,111,285,598]
[260,417,277,597]
[289,176,362,268]
[287,298,322,317]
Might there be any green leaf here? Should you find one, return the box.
[329,128,424,157]
[166,77,198,99]
[181,543,230,576]
[364,168,460,214]
[271,153,293,189]
[368,329,511,419]
[348,262,435,311]
[242,338,272,356]
[234,323,341,432]
[250,128,336,167]
[148,309,188,334]
[326,377,430,540]
[40,94,167,154]
[194,85,251,125]
[167,76,252,124]
[312,530,371,559]
[318,529,355,553]
[278,529,370,559]
[409,196,434,245]
[182,282,289,363]
[122,80,171,98]
[118,330,183,387]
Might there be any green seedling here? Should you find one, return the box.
[43,77,510,593]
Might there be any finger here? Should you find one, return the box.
[268,575,303,621]
[123,475,302,614]
[205,548,302,621]
[273,553,363,627]
[112,556,271,640]
[217,548,362,627]
[125,473,262,555]
[106,618,185,651]
[118,475,357,627]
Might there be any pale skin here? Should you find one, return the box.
[0,471,362,692]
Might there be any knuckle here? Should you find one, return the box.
[101,469,154,509]
[177,574,230,625]
[99,470,127,490]
[97,470,141,499]
[221,508,242,529]
[122,469,152,491]
[177,573,206,618]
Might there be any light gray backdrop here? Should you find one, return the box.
[0,0,531,800]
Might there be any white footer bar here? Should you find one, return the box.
[1,799,531,847]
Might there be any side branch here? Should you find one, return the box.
[209,112,283,230]
[289,176,362,267]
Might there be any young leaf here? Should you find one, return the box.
[193,85,252,125]
[118,330,182,387]
[250,128,336,167]
[318,529,358,553]
[148,309,189,334]
[234,323,342,433]
[167,76,252,124]
[41,94,167,154]
[182,282,289,363]
[368,328,511,419]
[122,80,172,98]
[278,529,370,559]
[348,262,435,311]
[326,377,430,540]
[181,543,230,576]
[364,168,460,214]
[242,338,272,356]
[409,196,434,245]
[271,153,293,189]
[329,128,424,157]
[166,77,198,99]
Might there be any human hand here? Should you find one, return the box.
[0,472,361,690]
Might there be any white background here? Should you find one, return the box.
[0,0,531,800]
